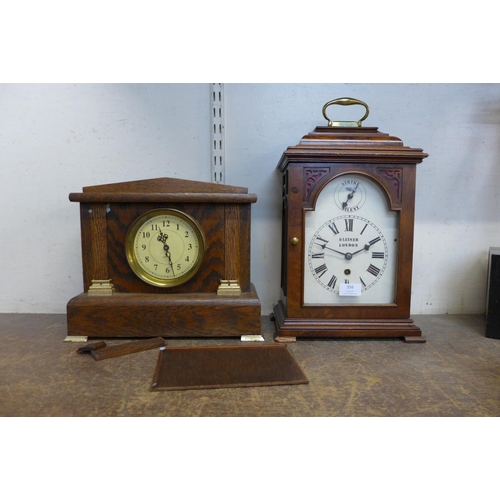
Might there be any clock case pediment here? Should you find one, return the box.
[274,125,428,340]
[75,176,251,197]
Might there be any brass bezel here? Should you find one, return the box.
[125,208,206,288]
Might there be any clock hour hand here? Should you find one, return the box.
[350,237,382,256]
[157,230,173,256]
[157,230,168,245]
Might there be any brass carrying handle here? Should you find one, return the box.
[322,97,370,127]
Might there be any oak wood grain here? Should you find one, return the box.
[67,285,261,338]
[80,203,108,291]
[105,202,226,294]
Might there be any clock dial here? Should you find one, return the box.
[125,209,205,287]
[304,174,399,305]
[308,215,388,292]
[334,178,367,211]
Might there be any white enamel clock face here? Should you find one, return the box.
[126,209,205,287]
[304,174,399,305]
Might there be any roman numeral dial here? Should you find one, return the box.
[307,215,389,294]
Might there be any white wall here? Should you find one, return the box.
[0,84,210,313]
[1,83,500,315]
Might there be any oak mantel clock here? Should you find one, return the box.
[272,98,428,342]
[67,177,261,338]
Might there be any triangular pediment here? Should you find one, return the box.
[82,177,248,194]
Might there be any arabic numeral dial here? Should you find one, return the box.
[126,209,206,288]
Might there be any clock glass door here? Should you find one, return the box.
[304,174,399,305]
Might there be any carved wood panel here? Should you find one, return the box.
[303,167,330,202]
[377,167,403,204]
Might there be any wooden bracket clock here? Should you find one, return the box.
[272,98,428,342]
[66,177,261,338]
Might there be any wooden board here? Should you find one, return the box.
[150,344,309,391]
[90,337,166,360]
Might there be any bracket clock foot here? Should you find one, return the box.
[403,336,427,344]
[63,336,88,343]
[240,335,265,342]
[274,336,297,343]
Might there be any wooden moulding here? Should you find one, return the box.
[276,126,428,169]
[272,300,423,340]
[67,284,261,338]
[69,193,257,204]
[69,177,257,204]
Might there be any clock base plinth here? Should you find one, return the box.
[272,300,423,341]
[66,284,261,338]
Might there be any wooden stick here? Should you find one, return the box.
[76,341,107,354]
[90,337,166,361]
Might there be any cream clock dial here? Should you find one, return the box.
[125,208,206,287]
[304,174,399,305]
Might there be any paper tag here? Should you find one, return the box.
[339,283,362,296]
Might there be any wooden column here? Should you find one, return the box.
[80,202,108,291]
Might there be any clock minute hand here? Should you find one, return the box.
[165,250,175,276]
[164,248,176,277]
[318,243,348,258]
[158,230,176,276]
